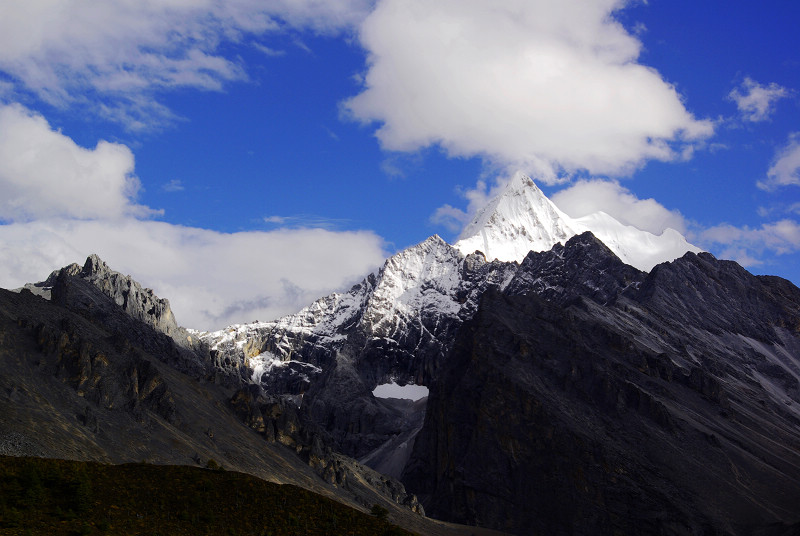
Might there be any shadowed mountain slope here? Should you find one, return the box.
[405,233,800,535]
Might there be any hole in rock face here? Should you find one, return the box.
[372,381,429,401]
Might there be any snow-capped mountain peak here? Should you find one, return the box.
[197,171,699,392]
[454,171,700,271]
[455,172,578,262]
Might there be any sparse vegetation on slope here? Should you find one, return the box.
[0,456,415,536]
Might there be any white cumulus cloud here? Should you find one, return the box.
[728,77,789,122]
[0,219,386,331]
[0,104,155,221]
[0,103,387,330]
[345,0,712,181]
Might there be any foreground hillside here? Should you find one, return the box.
[0,456,412,535]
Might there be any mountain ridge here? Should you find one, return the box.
[7,173,800,535]
[197,174,700,400]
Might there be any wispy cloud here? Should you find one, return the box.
[0,0,373,130]
[263,214,353,230]
[695,219,800,267]
[759,133,800,191]
[728,77,789,122]
[252,42,286,57]
[292,39,314,55]
[430,204,470,234]
[162,179,185,192]
[380,157,405,179]
[323,126,340,141]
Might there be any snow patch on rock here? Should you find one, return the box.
[373,382,430,401]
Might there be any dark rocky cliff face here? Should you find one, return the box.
[405,234,800,535]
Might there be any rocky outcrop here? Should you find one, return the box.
[48,265,208,381]
[78,254,181,339]
[404,238,800,535]
[34,314,177,424]
[228,382,424,515]
[32,255,182,340]
[25,255,226,380]
[504,231,643,306]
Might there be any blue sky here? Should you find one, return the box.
[0,0,798,330]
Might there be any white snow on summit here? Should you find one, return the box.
[362,235,463,336]
[455,173,579,263]
[454,172,700,271]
